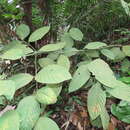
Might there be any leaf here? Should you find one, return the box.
[101,49,115,60]
[38,58,55,68]
[119,77,130,84]
[16,24,30,40]
[110,47,125,61]
[35,86,57,105]
[38,42,66,52]
[69,65,90,93]
[17,96,41,130]
[69,28,83,41]
[120,0,130,16]
[0,40,33,60]
[87,50,99,58]
[8,73,33,90]
[34,117,60,130]
[100,108,110,130]
[0,80,15,100]
[61,32,74,49]
[87,59,117,88]
[121,58,130,72]
[0,110,20,130]
[29,26,50,42]
[87,83,106,120]
[35,64,71,84]
[57,55,70,70]
[84,42,107,49]
[108,83,130,102]
[122,45,130,57]
[62,48,79,57]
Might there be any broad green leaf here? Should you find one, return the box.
[69,65,90,93]
[8,73,33,90]
[61,33,74,48]
[122,45,130,57]
[29,26,50,42]
[87,59,117,88]
[87,83,106,120]
[69,28,83,41]
[57,55,70,70]
[110,47,125,61]
[38,58,55,68]
[62,48,79,57]
[47,51,60,60]
[0,80,15,100]
[120,0,130,15]
[38,42,66,52]
[35,86,57,105]
[35,64,71,84]
[0,110,20,130]
[87,50,99,58]
[84,42,107,50]
[108,83,130,102]
[101,49,115,60]
[16,24,30,40]
[34,117,59,130]
[100,108,110,130]
[0,40,33,60]
[121,58,130,72]
[17,96,41,130]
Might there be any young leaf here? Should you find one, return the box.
[87,83,106,120]
[100,49,115,60]
[57,55,70,70]
[87,59,117,88]
[0,110,20,130]
[69,28,83,41]
[38,42,66,52]
[69,65,90,93]
[34,117,60,130]
[29,26,50,42]
[0,80,15,100]
[8,73,33,90]
[35,64,71,84]
[17,96,41,130]
[35,86,57,105]
[38,58,55,68]
[16,24,30,40]
[84,42,107,50]
[122,45,130,57]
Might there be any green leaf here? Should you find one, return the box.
[69,28,83,41]
[38,58,55,68]
[87,50,99,58]
[34,117,60,130]
[38,42,66,52]
[100,108,110,130]
[61,32,74,49]
[119,77,130,84]
[122,45,130,57]
[29,26,50,42]
[57,55,70,70]
[16,24,30,40]
[108,83,130,102]
[120,0,130,15]
[84,42,107,50]
[121,59,130,73]
[87,83,106,120]
[110,47,125,61]
[69,65,90,93]
[0,110,20,130]
[87,59,117,88]
[35,64,71,84]
[62,48,79,57]
[101,49,115,60]
[17,96,41,130]
[35,86,57,105]
[0,40,33,60]
[8,73,33,90]
[0,80,15,100]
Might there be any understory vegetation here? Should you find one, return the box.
[0,0,130,130]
